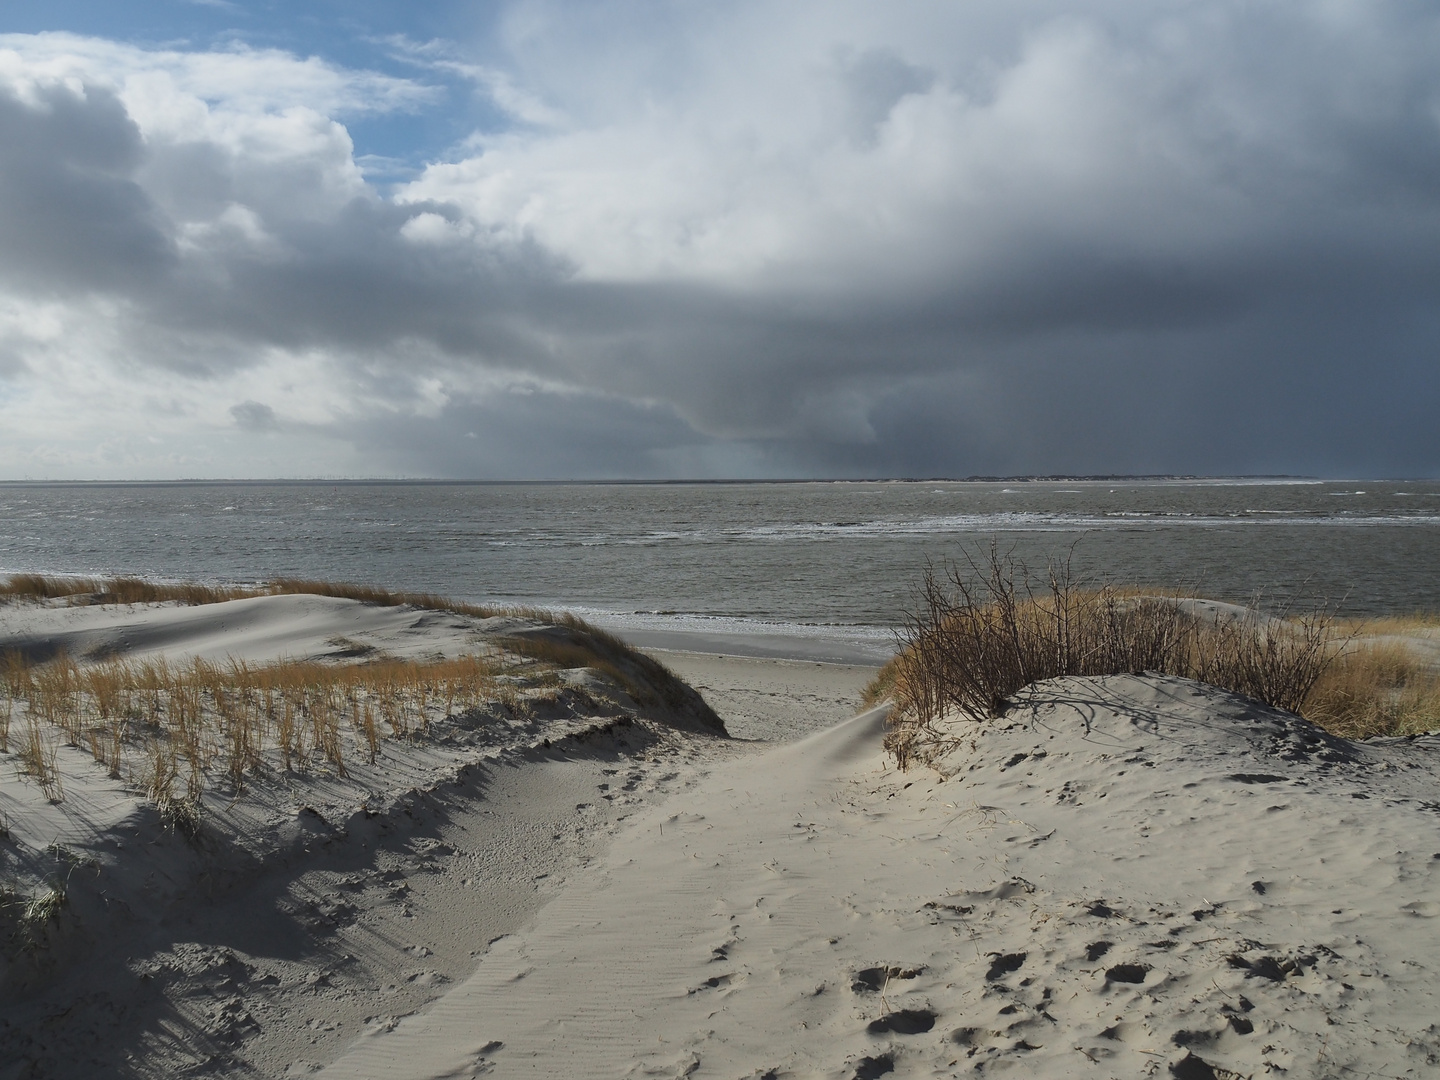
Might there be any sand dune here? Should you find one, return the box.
[0,596,729,1077]
[322,675,1440,1080]
[3,597,1439,1078]
[0,592,505,666]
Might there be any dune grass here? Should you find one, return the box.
[1332,612,1440,636]
[501,616,708,714]
[1,651,512,807]
[0,640,684,811]
[877,545,1439,769]
[0,573,529,619]
[0,574,253,606]
[0,574,718,813]
[1305,642,1440,739]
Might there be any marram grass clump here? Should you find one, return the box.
[2,651,509,806]
[876,546,1439,769]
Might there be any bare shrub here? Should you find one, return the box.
[1187,603,1335,714]
[882,544,1347,768]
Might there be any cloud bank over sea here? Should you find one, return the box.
[2,2,1438,478]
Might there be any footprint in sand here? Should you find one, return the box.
[866,1008,936,1035]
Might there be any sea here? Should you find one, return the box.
[2,479,1437,664]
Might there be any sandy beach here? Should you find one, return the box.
[2,593,1438,1078]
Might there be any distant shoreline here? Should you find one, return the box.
[0,474,1343,487]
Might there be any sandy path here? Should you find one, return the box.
[651,650,877,742]
[318,704,895,1080]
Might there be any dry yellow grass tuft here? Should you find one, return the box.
[1304,642,1440,739]
[0,575,253,606]
[1332,612,1440,637]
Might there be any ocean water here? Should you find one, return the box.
[2,479,1437,662]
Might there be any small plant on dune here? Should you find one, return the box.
[1,678,11,755]
[147,742,203,838]
[16,714,63,802]
[360,698,381,763]
[0,878,68,955]
[81,662,130,777]
[145,735,179,805]
[158,795,204,840]
[22,878,68,945]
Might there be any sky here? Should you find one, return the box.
[0,1,1438,480]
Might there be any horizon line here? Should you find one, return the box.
[0,474,1359,486]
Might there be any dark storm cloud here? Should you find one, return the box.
[2,5,1440,478]
[344,383,722,479]
[230,400,277,430]
[150,201,567,366]
[836,48,934,147]
[0,81,173,290]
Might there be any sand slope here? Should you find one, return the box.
[0,593,499,666]
[321,674,1440,1079]
[0,596,732,1078]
